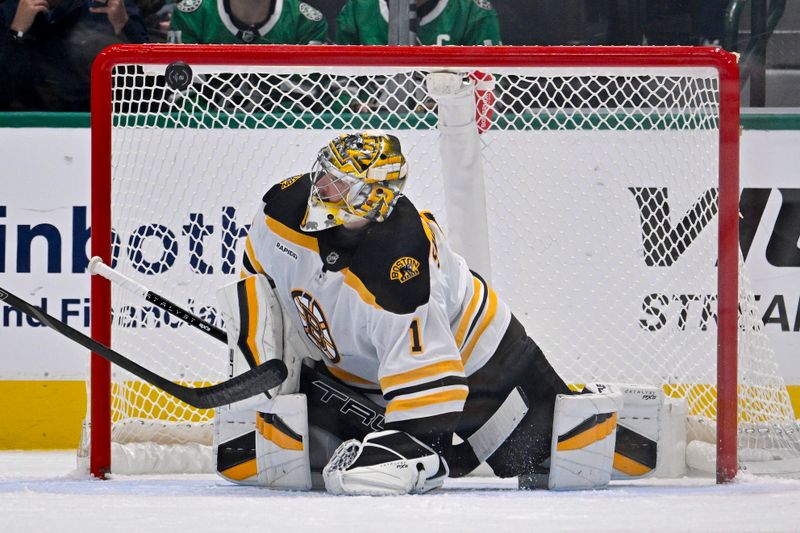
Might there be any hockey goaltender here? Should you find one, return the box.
[214,131,666,495]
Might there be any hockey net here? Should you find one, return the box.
[84,45,800,480]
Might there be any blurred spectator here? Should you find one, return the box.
[0,0,148,111]
[692,0,727,45]
[168,0,327,44]
[607,0,728,46]
[606,0,645,45]
[137,0,173,42]
[335,0,501,45]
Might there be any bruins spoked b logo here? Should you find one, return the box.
[291,290,340,363]
[390,257,420,283]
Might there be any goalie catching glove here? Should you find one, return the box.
[323,430,448,495]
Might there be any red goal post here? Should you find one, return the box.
[89,45,741,482]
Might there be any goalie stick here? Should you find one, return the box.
[88,257,528,475]
[88,256,227,343]
[0,286,287,409]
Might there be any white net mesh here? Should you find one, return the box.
[91,53,800,475]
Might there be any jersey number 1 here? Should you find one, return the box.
[409,318,424,354]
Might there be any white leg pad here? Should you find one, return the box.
[547,392,622,491]
[586,383,665,479]
[215,394,312,490]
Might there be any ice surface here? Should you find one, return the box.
[2,451,800,533]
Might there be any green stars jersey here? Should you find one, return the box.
[335,0,501,46]
[170,0,328,44]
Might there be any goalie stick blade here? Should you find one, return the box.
[186,360,287,409]
[0,286,287,409]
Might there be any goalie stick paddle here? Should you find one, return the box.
[0,286,287,409]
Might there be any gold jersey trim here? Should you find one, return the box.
[380,358,464,391]
[460,285,499,364]
[266,216,319,253]
[455,276,482,348]
[386,387,469,414]
[419,213,441,268]
[342,268,382,309]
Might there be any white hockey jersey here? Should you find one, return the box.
[241,174,511,431]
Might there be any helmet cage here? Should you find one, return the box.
[301,133,407,232]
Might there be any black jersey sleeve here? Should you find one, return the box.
[261,174,312,229]
[348,197,431,314]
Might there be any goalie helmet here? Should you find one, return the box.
[301,132,408,232]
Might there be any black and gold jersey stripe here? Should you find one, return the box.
[380,359,466,394]
[385,387,469,417]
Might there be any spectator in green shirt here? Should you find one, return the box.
[335,0,501,46]
[169,0,327,44]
